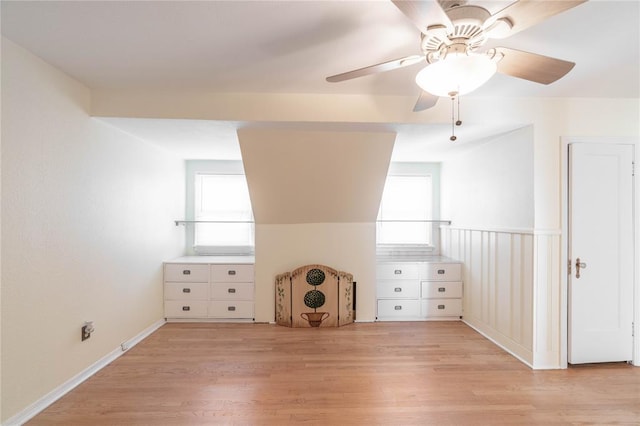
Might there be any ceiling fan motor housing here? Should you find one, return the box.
[421,4,493,61]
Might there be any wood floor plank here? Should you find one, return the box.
[27,322,640,425]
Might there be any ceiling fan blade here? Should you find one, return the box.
[326,55,423,82]
[495,47,575,85]
[489,0,587,36]
[413,91,439,112]
[391,0,453,34]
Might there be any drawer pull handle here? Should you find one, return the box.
[182,270,191,275]
[437,269,445,275]
[438,304,445,310]
[228,270,236,276]
[394,269,402,275]
[438,287,446,292]
[228,306,236,311]
[182,288,191,293]
[394,287,402,292]
[182,306,191,311]
[228,288,236,293]
[394,305,402,310]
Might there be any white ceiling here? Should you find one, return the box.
[2,0,639,161]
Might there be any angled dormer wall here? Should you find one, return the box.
[238,128,395,321]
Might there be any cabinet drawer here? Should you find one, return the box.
[164,264,209,282]
[377,263,420,280]
[423,263,461,281]
[165,282,209,300]
[211,283,254,300]
[164,300,209,318]
[421,299,462,317]
[211,264,254,283]
[209,301,254,318]
[377,280,420,299]
[421,281,463,299]
[377,299,421,318]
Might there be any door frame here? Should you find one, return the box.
[560,136,638,367]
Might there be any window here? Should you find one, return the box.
[193,173,254,254]
[377,175,433,246]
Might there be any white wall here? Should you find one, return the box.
[255,223,377,322]
[0,38,185,421]
[238,128,395,224]
[441,126,534,230]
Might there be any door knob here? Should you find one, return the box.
[575,257,587,279]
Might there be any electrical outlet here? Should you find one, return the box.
[81,321,94,341]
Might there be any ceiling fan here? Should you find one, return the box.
[326,0,586,112]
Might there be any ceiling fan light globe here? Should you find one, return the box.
[415,54,497,97]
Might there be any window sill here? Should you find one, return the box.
[376,244,437,261]
[193,246,255,256]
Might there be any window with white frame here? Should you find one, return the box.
[377,174,433,246]
[193,173,254,254]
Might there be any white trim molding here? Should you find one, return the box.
[442,226,562,369]
[2,319,166,426]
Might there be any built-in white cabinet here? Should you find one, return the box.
[376,258,463,321]
[164,257,255,321]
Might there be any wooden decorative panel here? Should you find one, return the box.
[338,271,355,326]
[275,264,354,328]
[275,272,291,327]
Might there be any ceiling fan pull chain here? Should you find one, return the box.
[449,92,457,141]
[456,95,462,127]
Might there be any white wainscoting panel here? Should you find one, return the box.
[442,227,561,369]
[532,232,562,368]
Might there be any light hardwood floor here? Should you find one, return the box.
[28,322,639,425]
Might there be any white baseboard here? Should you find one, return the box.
[462,319,535,369]
[165,318,254,323]
[3,319,166,426]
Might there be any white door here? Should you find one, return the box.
[568,142,634,364]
